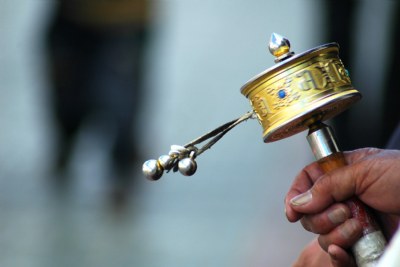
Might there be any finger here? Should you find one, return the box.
[328,244,356,267]
[300,203,351,234]
[289,148,383,216]
[289,165,359,214]
[318,218,363,252]
[288,148,383,217]
[343,147,382,164]
[285,161,324,222]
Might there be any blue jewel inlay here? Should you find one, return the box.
[278,90,286,99]
[345,69,350,77]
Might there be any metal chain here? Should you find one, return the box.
[184,111,256,157]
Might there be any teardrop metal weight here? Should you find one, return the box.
[142,159,163,181]
[178,158,197,176]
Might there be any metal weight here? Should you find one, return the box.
[178,158,197,176]
[142,159,163,181]
[142,112,255,180]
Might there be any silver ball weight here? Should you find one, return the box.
[178,158,197,176]
[142,159,164,181]
[158,155,174,170]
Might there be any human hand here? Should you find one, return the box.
[292,238,356,267]
[285,148,400,266]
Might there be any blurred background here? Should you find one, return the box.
[0,0,398,266]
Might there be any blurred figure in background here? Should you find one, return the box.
[322,0,358,150]
[322,0,400,150]
[45,0,150,206]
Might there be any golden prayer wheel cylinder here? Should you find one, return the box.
[241,35,361,143]
[241,34,386,267]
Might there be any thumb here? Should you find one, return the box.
[289,164,358,214]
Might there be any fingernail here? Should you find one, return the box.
[339,219,360,239]
[328,207,347,224]
[290,190,312,206]
[327,245,338,261]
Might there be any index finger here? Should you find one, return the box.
[343,148,382,164]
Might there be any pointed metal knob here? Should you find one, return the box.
[268,33,294,62]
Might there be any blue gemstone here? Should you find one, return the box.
[345,69,350,76]
[278,90,286,99]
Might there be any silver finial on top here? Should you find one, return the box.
[268,33,294,63]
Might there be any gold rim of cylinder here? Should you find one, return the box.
[241,43,361,142]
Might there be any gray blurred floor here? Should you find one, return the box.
[0,1,322,266]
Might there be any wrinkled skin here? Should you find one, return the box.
[285,148,400,267]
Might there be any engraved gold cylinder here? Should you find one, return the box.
[241,43,361,143]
